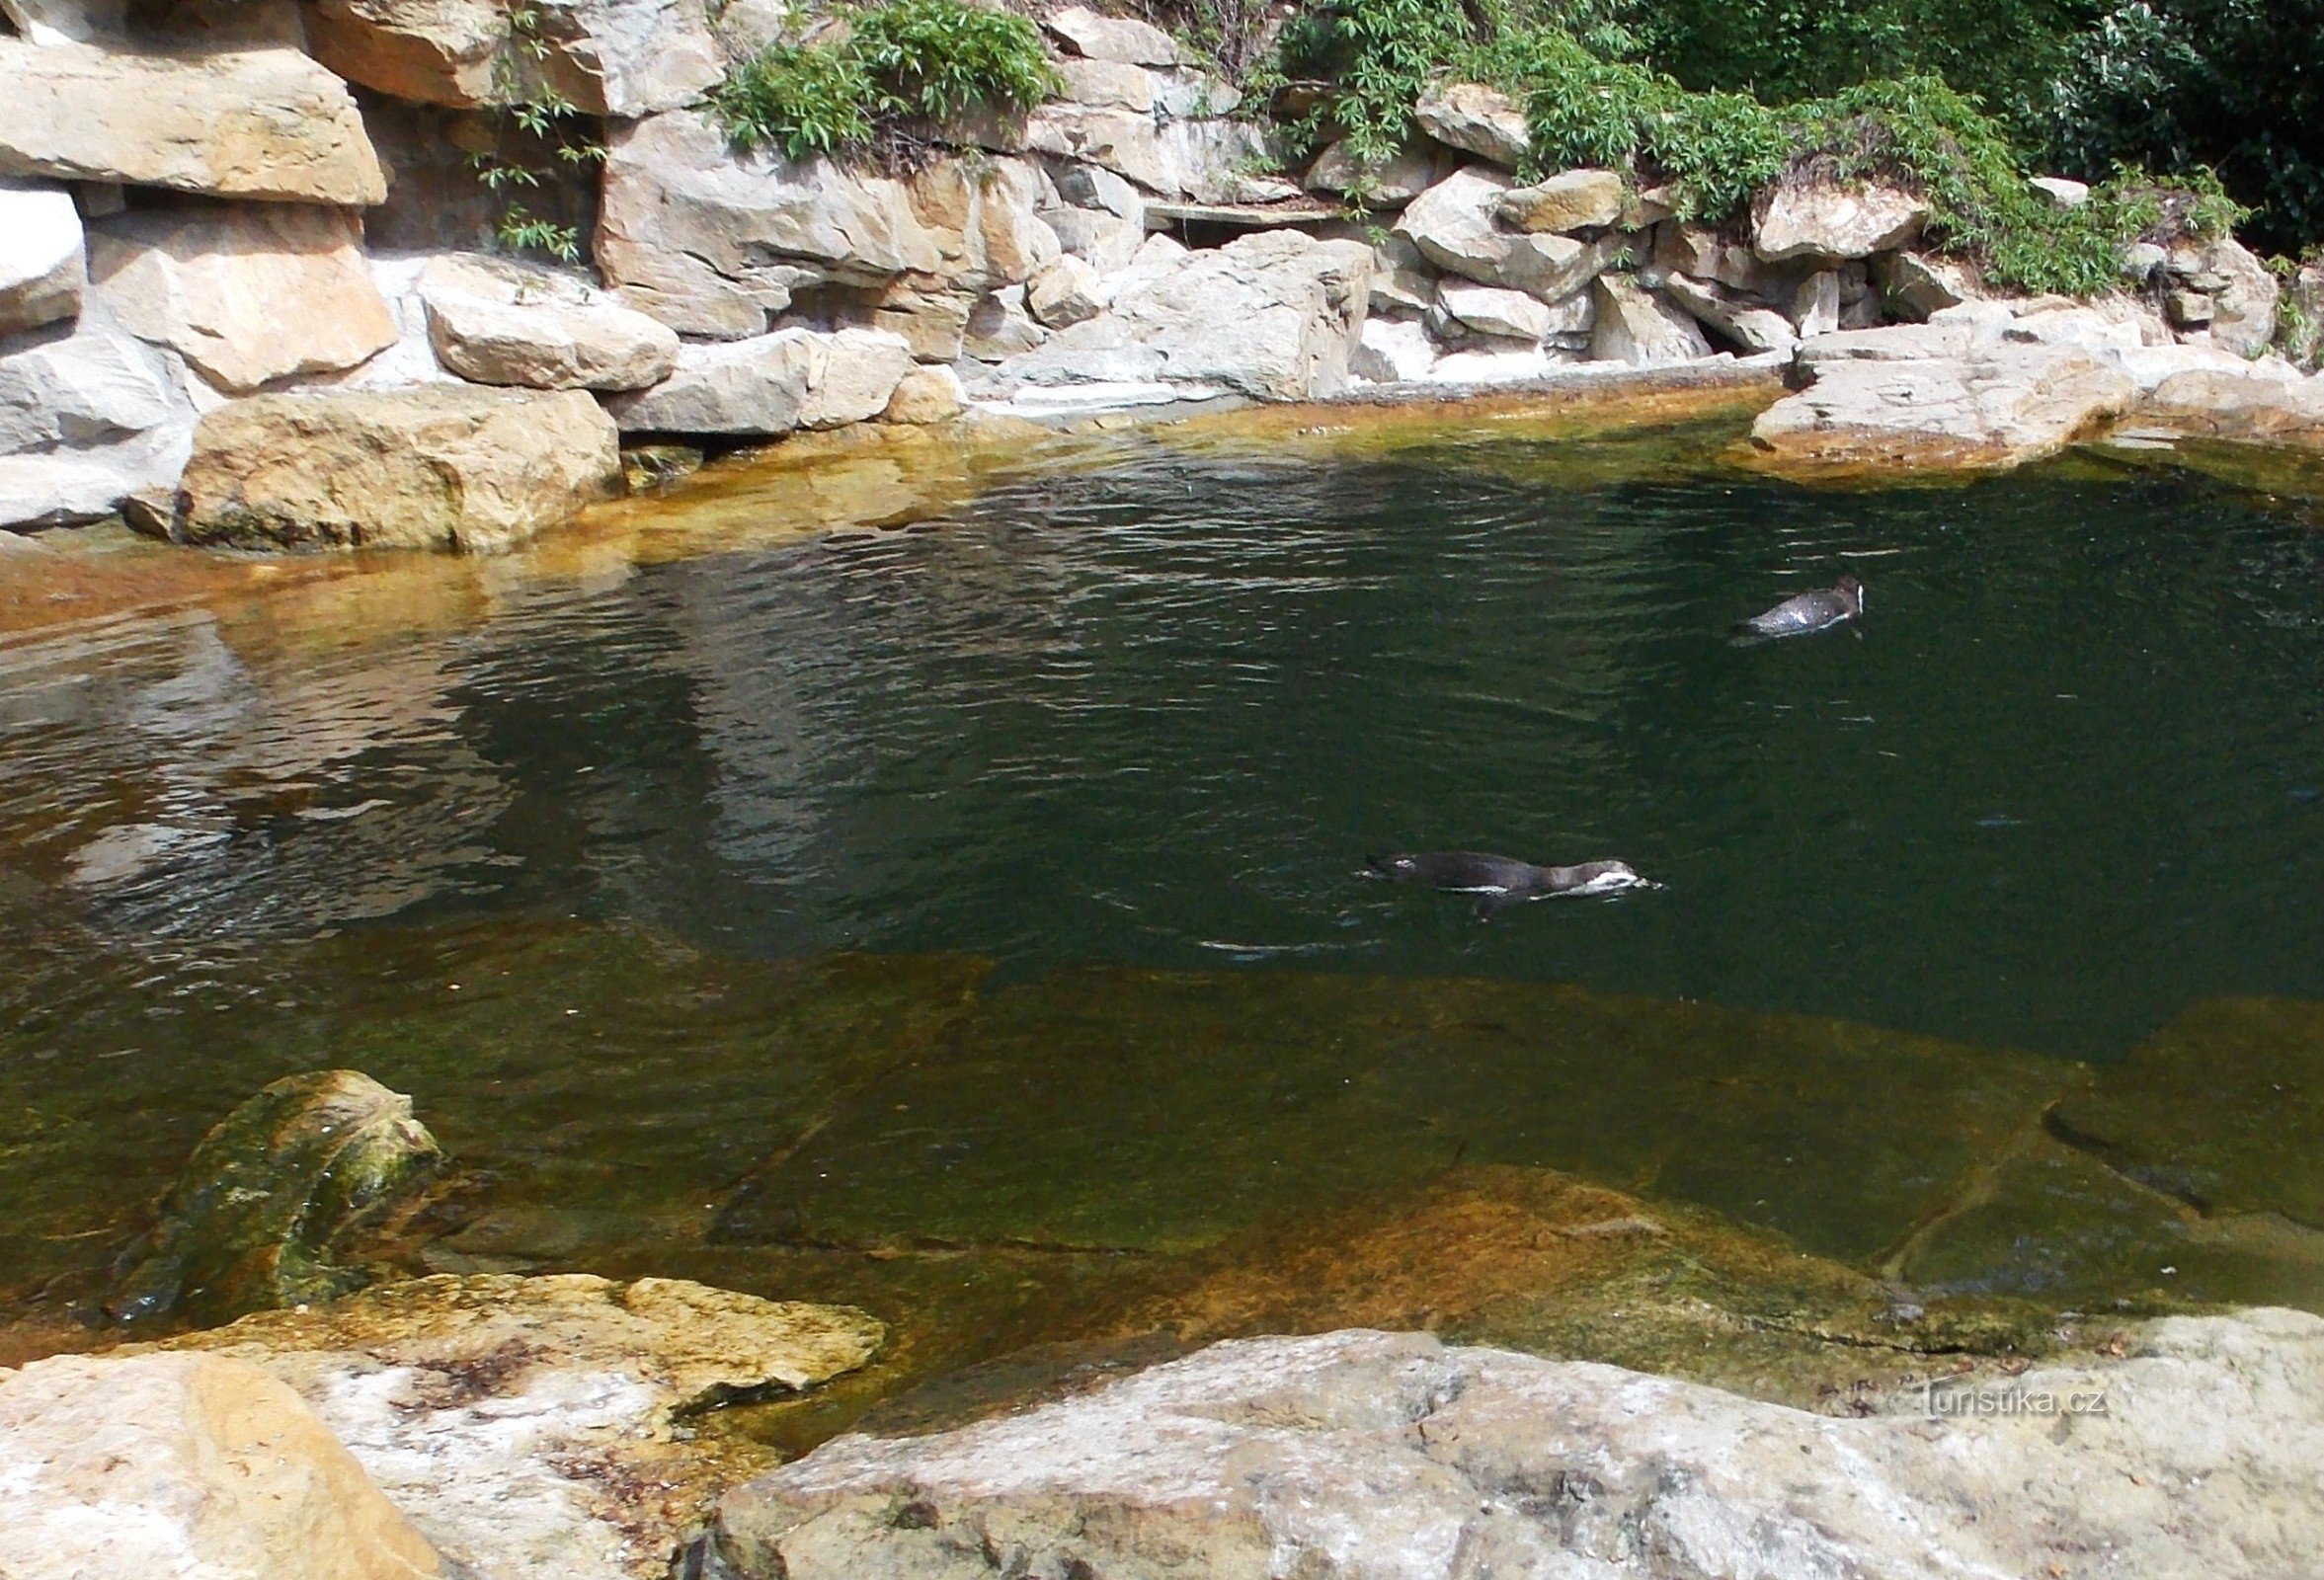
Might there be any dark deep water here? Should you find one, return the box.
[5,425,2324,1349]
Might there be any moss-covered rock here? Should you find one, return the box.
[105,1070,443,1325]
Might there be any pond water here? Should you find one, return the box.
[5,414,2324,1408]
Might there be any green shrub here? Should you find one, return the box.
[711,0,1059,160]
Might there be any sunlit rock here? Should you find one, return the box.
[603,326,913,435]
[105,1070,444,1324]
[1495,168,1625,234]
[1591,274,1713,364]
[1043,3,1180,65]
[1397,166,1615,304]
[1753,175,1927,261]
[310,0,723,116]
[1304,139,1446,207]
[0,178,83,336]
[417,253,679,392]
[0,1351,445,1580]
[1413,82,1529,168]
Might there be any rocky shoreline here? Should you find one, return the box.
[5,0,2324,550]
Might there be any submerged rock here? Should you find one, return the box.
[0,1350,445,1580]
[106,1069,444,1325]
[712,1311,2324,1580]
[168,1273,884,1580]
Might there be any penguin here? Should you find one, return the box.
[1371,851,1656,918]
[1735,576,1864,640]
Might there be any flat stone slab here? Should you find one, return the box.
[1143,198,1344,229]
[715,1312,2324,1580]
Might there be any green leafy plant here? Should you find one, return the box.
[712,0,1060,160]
[467,3,603,264]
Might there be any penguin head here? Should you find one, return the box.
[1835,575,1864,613]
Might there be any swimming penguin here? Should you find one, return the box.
[1371,851,1656,918]
[1735,576,1864,641]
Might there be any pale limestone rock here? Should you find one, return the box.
[1496,168,1625,234]
[179,385,620,550]
[1426,344,1581,381]
[2126,364,2324,444]
[170,1274,883,1580]
[1042,205,1143,276]
[1027,253,1103,328]
[1590,274,1712,364]
[864,284,975,361]
[602,326,914,434]
[417,254,678,391]
[333,252,459,390]
[0,40,386,206]
[2168,236,2279,356]
[1056,56,1154,112]
[1366,230,1435,314]
[1794,319,1981,366]
[1791,268,1841,337]
[1413,81,1529,168]
[1396,165,1612,303]
[0,293,199,526]
[881,363,965,424]
[1755,176,1928,261]
[0,0,122,43]
[0,178,84,335]
[1661,272,1797,355]
[712,1315,2324,1580]
[0,450,153,528]
[1043,4,1179,65]
[1349,314,1436,382]
[990,229,1372,401]
[1438,279,1552,342]
[1048,160,1144,222]
[1653,220,1723,280]
[0,1351,444,1580]
[1155,117,1291,205]
[1305,139,1445,206]
[596,111,942,339]
[310,0,723,115]
[2031,175,2091,207]
[1153,66,1239,118]
[1750,341,2134,476]
[1875,250,1975,321]
[91,203,400,395]
[1018,104,1175,198]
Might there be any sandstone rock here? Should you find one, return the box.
[1793,319,1981,366]
[1304,139,1443,206]
[1396,165,1612,303]
[1791,266,1841,337]
[1755,176,1928,261]
[1041,204,1143,276]
[1590,274,1712,364]
[1653,220,1723,280]
[1496,167,1625,233]
[1155,117,1292,205]
[963,284,1048,360]
[105,1071,444,1325]
[0,1351,445,1580]
[904,155,1060,293]
[1750,342,2134,477]
[1413,81,1529,168]
[881,363,965,424]
[1438,278,1552,342]
[0,0,120,43]
[2169,287,2215,327]
[1021,104,1174,195]
[862,283,975,361]
[602,326,914,435]
[987,229,1372,402]
[0,40,387,206]
[170,1274,884,1580]
[1662,272,1797,355]
[1026,253,1102,328]
[179,386,621,550]
[597,111,942,339]
[0,178,83,335]
[1365,230,1435,314]
[311,0,723,116]
[620,440,702,492]
[1056,55,1153,112]
[717,1314,2324,1580]
[91,203,399,396]
[1043,4,1179,65]
[416,253,678,391]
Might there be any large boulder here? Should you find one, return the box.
[165,1274,884,1580]
[0,295,198,529]
[105,1070,444,1325]
[596,111,943,339]
[1754,175,1928,261]
[2167,236,2280,357]
[1661,272,1798,355]
[1590,274,1714,364]
[1304,139,1446,207]
[0,178,83,336]
[0,1351,445,1580]
[0,40,387,206]
[1413,81,1529,168]
[1437,279,1554,342]
[1396,165,1612,304]
[416,253,678,390]
[902,155,1060,294]
[2125,365,2324,446]
[601,326,915,435]
[90,203,400,395]
[1043,4,1180,65]
[177,386,621,551]
[309,0,724,115]
[713,1315,2324,1580]
[986,229,1372,402]
[1018,104,1175,196]
[1750,341,2135,477]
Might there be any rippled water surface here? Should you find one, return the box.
[6,420,2324,1372]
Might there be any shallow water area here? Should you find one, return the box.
[7,409,2324,1432]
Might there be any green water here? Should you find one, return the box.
[5,423,2324,1384]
